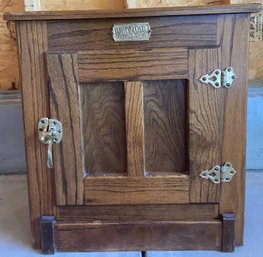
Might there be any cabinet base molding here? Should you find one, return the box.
[55,220,222,252]
[39,214,236,254]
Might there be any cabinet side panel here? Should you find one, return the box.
[218,14,249,246]
[17,21,54,249]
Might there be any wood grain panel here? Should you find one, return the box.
[143,80,187,174]
[218,14,250,246]
[84,175,189,205]
[47,15,218,52]
[188,48,221,203]
[80,82,127,175]
[55,220,222,251]
[125,82,145,177]
[47,52,84,206]
[58,204,219,222]
[77,48,188,82]
[16,21,52,249]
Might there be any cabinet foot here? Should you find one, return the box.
[221,213,235,252]
[40,216,56,254]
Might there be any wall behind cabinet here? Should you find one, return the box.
[0,0,262,88]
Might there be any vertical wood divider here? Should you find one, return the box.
[188,48,221,203]
[124,81,145,177]
[47,52,84,206]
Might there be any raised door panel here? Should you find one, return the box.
[80,82,127,176]
[143,80,187,175]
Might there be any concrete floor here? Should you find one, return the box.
[0,171,262,257]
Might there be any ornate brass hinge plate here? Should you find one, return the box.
[199,162,237,184]
[112,22,151,42]
[38,118,63,169]
[199,67,237,89]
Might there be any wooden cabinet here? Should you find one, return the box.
[4,4,262,254]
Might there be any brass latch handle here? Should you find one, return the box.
[38,118,63,169]
[47,138,54,169]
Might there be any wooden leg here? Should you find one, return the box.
[221,213,235,252]
[40,216,56,254]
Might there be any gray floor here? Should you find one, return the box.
[0,171,262,257]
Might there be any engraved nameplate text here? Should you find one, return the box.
[112,23,151,42]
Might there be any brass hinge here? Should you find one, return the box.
[199,67,237,89]
[199,162,237,184]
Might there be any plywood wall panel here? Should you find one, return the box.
[125,0,223,8]
[0,14,18,90]
[39,0,124,11]
[24,0,124,11]
[1,0,24,12]
[0,0,24,90]
[0,0,125,90]
[249,41,263,80]
[228,0,263,80]
[249,9,263,80]
[0,0,262,91]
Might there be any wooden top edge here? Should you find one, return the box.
[4,4,262,21]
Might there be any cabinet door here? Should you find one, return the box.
[47,49,221,206]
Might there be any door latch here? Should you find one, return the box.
[199,162,237,184]
[38,118,62,169]
[199,67,237,89]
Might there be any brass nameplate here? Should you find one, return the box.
[112,23,151,42]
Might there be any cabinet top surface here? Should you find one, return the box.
[4,4,262,21]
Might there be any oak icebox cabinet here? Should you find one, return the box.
[4,3,262,254]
